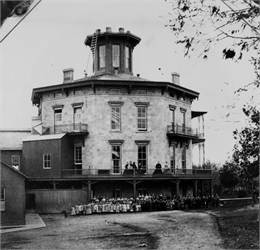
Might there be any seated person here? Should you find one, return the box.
[153,161,163,174]
[155,161,162,169]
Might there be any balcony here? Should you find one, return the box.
[61,167,212,179]
[167,123,205,143]
[45,123,88,135]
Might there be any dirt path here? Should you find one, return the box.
[1,210,223,249]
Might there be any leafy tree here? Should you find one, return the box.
[219,161,239,192]
[166,0,260,65]
[233,105,259,186]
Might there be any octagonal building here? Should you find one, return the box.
[22,27,209,213]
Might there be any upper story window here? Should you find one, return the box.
[180,108,186,130]
[74,107,82,124]
[11,155,20,170]
[108,102,123,132]
[137,107,147,131]
[99,45,106,68]
[170,144,176,172]
[111,106,121,131]
[182,147,186,169]
[135,102,149,131]
[109,140,124,174]
[74,144,82,165]
[43,154,51,169]
[112,45,120,68]
[54,109,62,124]
[125,46,130,69]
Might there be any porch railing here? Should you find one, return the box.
[167,123,204,138]
[45,123,88,134]
[61,167,212,178]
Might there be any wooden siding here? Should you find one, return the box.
[1,163,26,226]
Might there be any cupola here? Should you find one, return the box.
[84,27,141,76]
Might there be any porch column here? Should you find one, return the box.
[133,180,137,198]
[88,181,92,202]
[210,180,213,196]
[176,180,180,196]
[194,180,198,197]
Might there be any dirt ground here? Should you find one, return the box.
[1,210,223,249]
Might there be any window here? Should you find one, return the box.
[11,155,20,170]
[99,45,106,68]
[180,108,186,133]
[112,45,120,68]
[111,145,121,174]
[43,154,51,169]
[111,106,121,131]
[125,46,130,69]
[170,145,176,173]
[108,102,123,131]
[138,145,147,173]
[1,188,5,211]
[54,109,62,123]
[137,106,147,131]
[74,145,82,165]
[182,147,186,170]
[74,107,82,124]
[182,112,186,127]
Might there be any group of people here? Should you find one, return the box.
[124,161,171,174]
[70,193,220,216]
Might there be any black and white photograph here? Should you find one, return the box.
[0,0,259,249]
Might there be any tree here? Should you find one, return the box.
[233,105,259,187]
[219,161,239,193]
[166,0,260,67]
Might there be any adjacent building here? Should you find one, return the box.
[21,27,210,213]
[1,161,27,227]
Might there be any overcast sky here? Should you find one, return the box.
[0,0,258,165]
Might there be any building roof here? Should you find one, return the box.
[0,129,31,150]
[85,29,141,48]
[31,75,200,105]
[23,133,66,142]
[1,161,28,179]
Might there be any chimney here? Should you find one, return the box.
[63,68,74,83]
[171,72,180,85]
[119,27,124,33]
[96,29,101,34]
[106,27,112,33]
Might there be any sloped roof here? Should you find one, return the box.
[1,161,28,179]
[23,133,66,142]
[0,129,31,150]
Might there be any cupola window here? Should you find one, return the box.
[112,45,120,68]
[99,45,106,68]
[125,46,130,69]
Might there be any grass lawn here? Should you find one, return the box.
[211,199,259,249]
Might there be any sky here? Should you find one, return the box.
[0,0,258,165]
